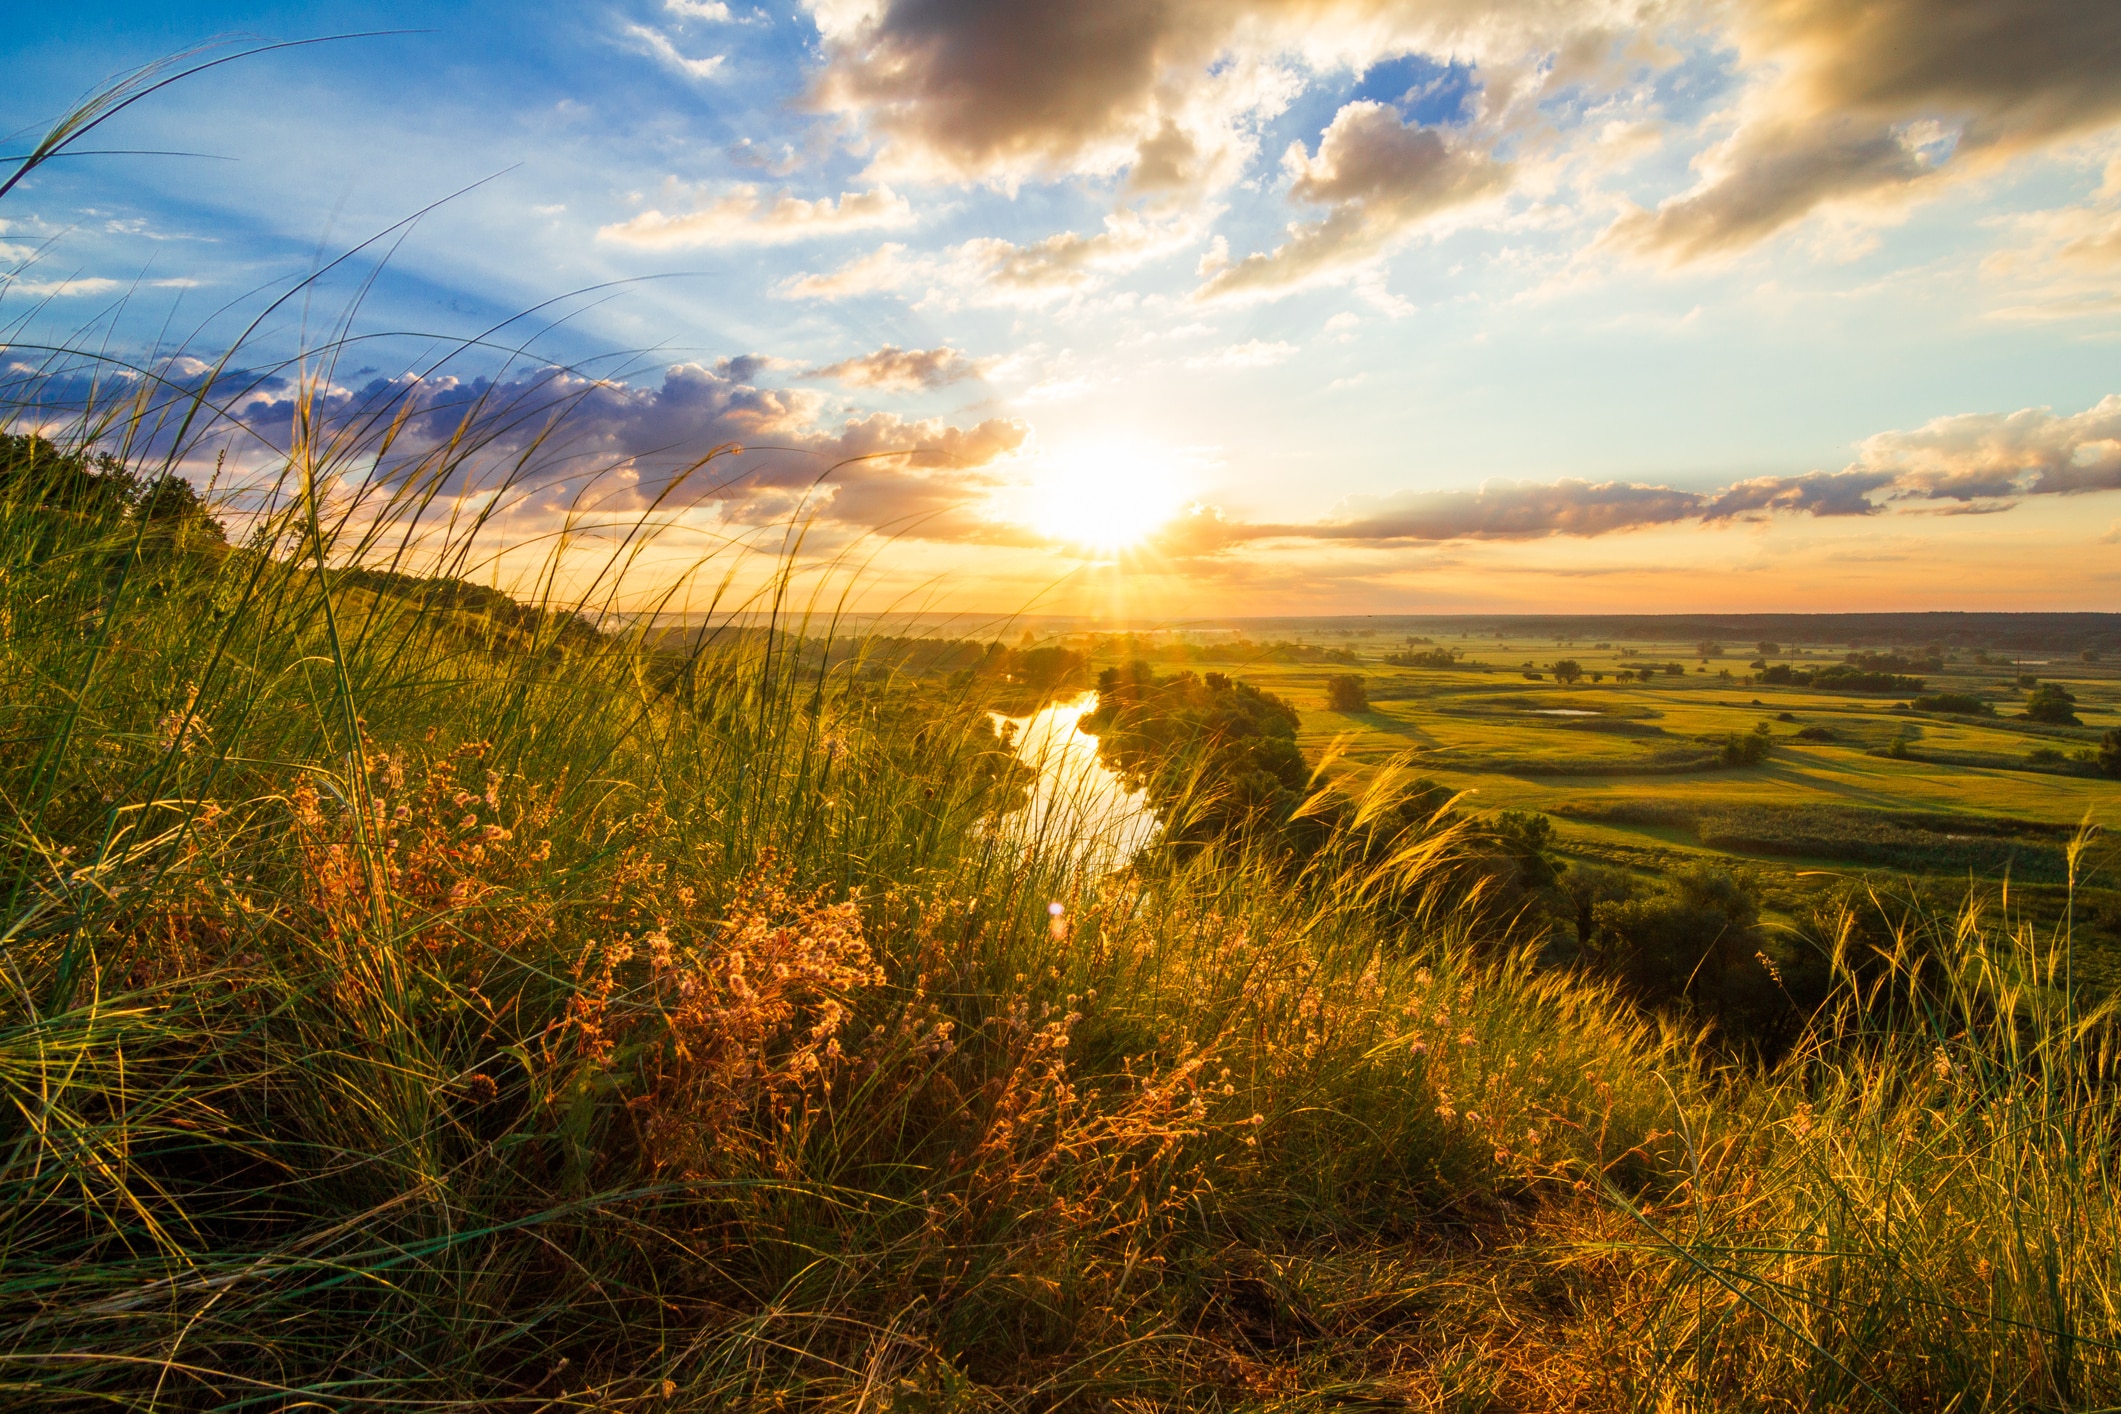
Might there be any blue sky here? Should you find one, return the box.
[6,0,2121,613]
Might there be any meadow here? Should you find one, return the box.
[1036,630,2121,976]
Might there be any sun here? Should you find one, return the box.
[1028,445,1188,553]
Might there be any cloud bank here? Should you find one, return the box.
[1154,394,2121,553]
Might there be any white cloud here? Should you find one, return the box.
[5,277,122,298]
[599,185,914,248]
[665,0,732,19]
[623,22,725,80]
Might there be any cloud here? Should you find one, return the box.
[666,0,732,19]
[1183,338,1298,369]
[1613,0,2121,259]
[801,0,1646,192]
[781,210,1202,306]
[805,344,988,390]
[1607,116,1932,261]
[8,349,1028,547]
[598,185,914,248]
[624,22,725,79]
[1841,394,2121,502]
[1197,100,1509,300]
[1147,393,2121,553]
[5,277,123,298]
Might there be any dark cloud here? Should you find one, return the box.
[803,0,1647,188]
[1616,0,2121,259]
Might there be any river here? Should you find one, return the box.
[991,692,1158,872]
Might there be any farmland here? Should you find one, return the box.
[1050,622,2121,972]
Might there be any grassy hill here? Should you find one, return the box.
[3,434,2121,1411]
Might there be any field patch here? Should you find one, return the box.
[1552,798,2073,880]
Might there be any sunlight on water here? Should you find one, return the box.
[992,692,1159,872]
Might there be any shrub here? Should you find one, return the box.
[1383,647,1459,668]
[1719,724,1773,766]
[2024,682,2081,725]
[2100,728,2121,779]
[1324,672,1369,711]
[1912,692,1992,715]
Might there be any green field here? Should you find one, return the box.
[1060,630,2121,961]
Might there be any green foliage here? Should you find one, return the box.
[1081,662,1310,842]
[2025,681,2082,725]
[1381,646,1461,668]
[1550,657,1583,685]
[2100,728,2121,780]
[1761,661,1927,693]
[1324,672,1369,712]
[1913,690,1993,715]
[1718,721,1773,766]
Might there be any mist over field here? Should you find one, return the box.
[4,8,2121,1409]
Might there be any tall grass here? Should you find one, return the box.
[5,92,2121,1409]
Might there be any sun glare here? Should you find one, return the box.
[1029,446,1187,553]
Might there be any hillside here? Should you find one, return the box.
[4,445,2121,1411]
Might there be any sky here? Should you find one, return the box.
[4,0,2121,618]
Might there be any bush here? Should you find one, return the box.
[1912,692,1992,715]
[1719,722,1772,766]
[1382,647,1460,668]
[2100,728,2121,779]
[1324,672,1368,711]
[1585,866,1765,1012]
[2024,682,2081,725]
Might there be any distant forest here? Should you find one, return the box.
[1196,612,2121,654]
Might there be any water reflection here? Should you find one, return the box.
[992,692,1159,872]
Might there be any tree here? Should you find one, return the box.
[1756,640,1780,655]
[2024,682,2081,725]
[1324,673,1368,712]
[1550,658,1583,686]
[2099,728,2121,780]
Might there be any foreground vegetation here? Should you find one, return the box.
[3,380,2121,1413]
